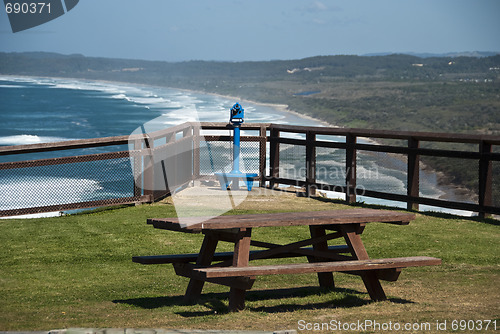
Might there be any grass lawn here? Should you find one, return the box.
[0,188,498,332]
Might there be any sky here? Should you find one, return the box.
[0,0,499,62]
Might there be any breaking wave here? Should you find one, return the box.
[0,135,72,146]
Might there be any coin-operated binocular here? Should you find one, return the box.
[215,103,257,191]
[230,102,244,124]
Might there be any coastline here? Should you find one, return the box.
[0,74,479,215]
[1,74,338,129]
[243,99,337,128]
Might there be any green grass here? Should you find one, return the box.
[0,194,499,332]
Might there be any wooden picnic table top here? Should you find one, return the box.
[147,208,415,231]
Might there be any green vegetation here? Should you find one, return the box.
[1,52,499,203]
[0,191,498,332]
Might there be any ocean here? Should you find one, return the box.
[0,75,470,216]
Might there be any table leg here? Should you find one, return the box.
[340,224,387,301]
[308,226,335,288]
[228,228,252,311]
[184,234,219,303]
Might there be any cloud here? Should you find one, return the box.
[305,1,342,13]
[313,1,328,11]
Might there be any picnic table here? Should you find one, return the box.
[133,208,441,311]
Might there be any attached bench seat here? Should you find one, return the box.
[177,256,442,279]
[132,245,351,264]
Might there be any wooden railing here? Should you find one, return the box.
[0,134,136,217]
[0,122,499,217]
[264,124,500,217]
[0,122,198,217]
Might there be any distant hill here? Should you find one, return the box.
[1,51,499,85]
[363,51,499,58]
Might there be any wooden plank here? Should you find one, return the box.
[479,141,493,218]
[341,223,386,301]
[407,137,420,211]
[259,125,267,187]
[147,208,415,231]
[232,229,252,267]
[0,135,131,156]
[183,234,219,303]
[248,231,343,261]
[272,137,306,146]
[346,134,357,204]
[193,257,442,278]
[360,189,500,215]
[269,127,280,188]
[0,195,148,218]
[149,220,202,234]
[306,131,317,196]
[0,151,130,170]
[308,226,335,288]
[268,123,500,144]
[229,228,252,311]
[354,142,500,160]
[341,224,369,260]
[132,245,351,265]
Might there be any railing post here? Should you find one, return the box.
[160,131,176,197]
[479,140,492,218]
[193,125,200,182]
[407,137,420,211]
[269,127,280,188]
[306,131,317,197]
[259,125,267,187]
[346,133,357,204]
[142,134,154,203]
[133,139,143,200]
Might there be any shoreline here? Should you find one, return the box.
[0,74,479,216]
[0,74,338,129]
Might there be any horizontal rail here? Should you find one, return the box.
[273,137,500,161]
[0,151,130,170]
[2,123,498,155]
[202,135,266,142]
[0,135,131,156]
[1,195,149,218]
[0,122,197,156]
[269,123,500,144]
